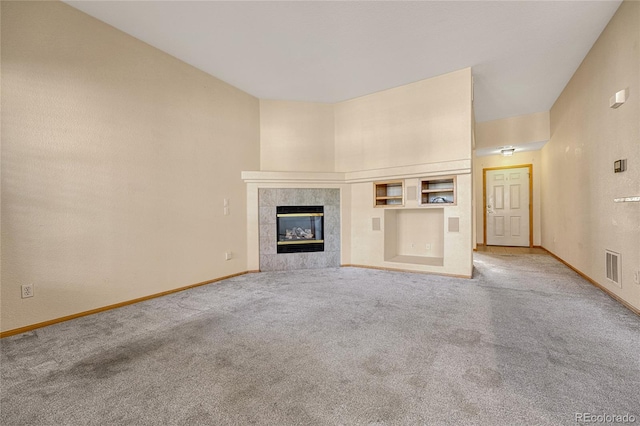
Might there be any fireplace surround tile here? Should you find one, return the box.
[327,251,341,267]
[262,226,276,240]
[259,236,276,255]
[258,189,277,207]
[259,206,276,225]
[324,205,340,228]
[259,254,273,270]
[303,189,318,205]
[259,188,340,272]
[326,189,340,206]
[276,189,302,206]
[325,236,341,252]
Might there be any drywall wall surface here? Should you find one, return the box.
[260,100,335,172]
[475,112,550,150]
[334,68,473,172]
[1,1,260,331]
[395,209,445,258]
[542,0,639,310]
[474,151,542,246]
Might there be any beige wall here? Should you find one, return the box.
[475,112,549,150]
[260,69,473,175]
[335,69,473,172]
[260,100,335,172]
[1,1,260,331]
[474,151,542,246]
[395,209,444,258]
[542,0,639,310]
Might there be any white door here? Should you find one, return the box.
[485,167,530,247]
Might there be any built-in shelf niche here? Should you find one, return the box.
[420,176,456,206]
[383,208,444,266]
[374,180,404,207]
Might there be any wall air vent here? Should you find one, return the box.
[605,250,621,287]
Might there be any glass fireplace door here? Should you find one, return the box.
[276,206,324,253]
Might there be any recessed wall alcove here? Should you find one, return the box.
[384,209,445,266]
[258,188,340,271]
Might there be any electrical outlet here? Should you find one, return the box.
[225,251,232,261]
[426,243,431,251]
[21,284,34,299]
[634,270,640,285]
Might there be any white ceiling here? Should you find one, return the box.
[65,0,621,123]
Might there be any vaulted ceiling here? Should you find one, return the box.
[65,0,621,122]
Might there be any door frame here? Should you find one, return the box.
[483,164,533,247]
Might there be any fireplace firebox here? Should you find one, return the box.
[276,206,324,253]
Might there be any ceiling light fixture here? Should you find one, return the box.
[501,148,515,157]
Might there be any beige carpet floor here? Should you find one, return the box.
[1,252,639,425]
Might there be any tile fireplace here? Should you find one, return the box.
[258,188,340,271]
